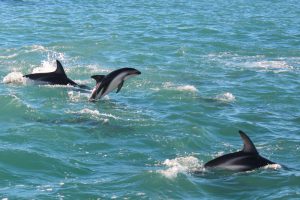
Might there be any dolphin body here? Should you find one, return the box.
[24,60,88,88]
[89,67,141,101]
[204,130,276,172]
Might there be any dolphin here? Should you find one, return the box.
[204,130,276,172]
[89,67,141,101]
[23,60,88,88]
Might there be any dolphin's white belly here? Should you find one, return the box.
[101,72,127,98]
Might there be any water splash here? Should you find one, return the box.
[32,60,57,74]
[215,92,236,103]
[157,156,203,179]
[3,72,26,84]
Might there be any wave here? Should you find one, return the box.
[162,82,198,93]
[245,61,294,73]
[0,53,18,59]
[204,52,296,73]
[66,108,119,123]
[85,65,112,74]
[157,156,203,179]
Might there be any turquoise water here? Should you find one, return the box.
[1,0,300,199]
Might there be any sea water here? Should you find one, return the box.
[0,0,300,199]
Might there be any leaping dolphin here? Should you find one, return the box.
[89,67,141,101]
[204,130,276,172]
[24,60,88,88]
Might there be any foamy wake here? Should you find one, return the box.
[66,108,119,123]
[157,156,203,179]
[3,72,26,84]
[163,82,198,93]
[215,92,236,103]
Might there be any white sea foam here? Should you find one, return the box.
[74,79,92,85]
[176,85,198,92]
[215,92,236,103]
[27,45,48,53]
[263,164,282,170]
[66,108,119,123]
[67,90,110,102]
[68,91,84,102]
[205,53,295,73]
[36,185,53,192]
[0,53,17,59]
[43,84,74,88]
[150,87,160,91]
[85,65,112,74]
[246,61,293,73]
[3,72,26,84]
[163,82,198,93]
[213,151,225,158]
[77,108,101,116]
[157,156,203,179]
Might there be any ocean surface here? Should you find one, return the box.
[0,0,300,199]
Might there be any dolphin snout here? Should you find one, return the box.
[135,70,141,75]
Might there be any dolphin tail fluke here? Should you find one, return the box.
[239,130,258,154]
[91,75,105,83]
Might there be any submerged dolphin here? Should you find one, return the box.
[204,130,276,172]
[24,60,88,88]
[89,67,141,101]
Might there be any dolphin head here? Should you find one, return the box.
[123,68,141,80]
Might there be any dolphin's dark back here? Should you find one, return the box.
[204,131,276,172]
[23,60,79,86]
[204,151,275,172]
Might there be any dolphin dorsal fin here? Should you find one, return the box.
[55,60,67,76]
[239,130,258,154]
[91,75,105,83]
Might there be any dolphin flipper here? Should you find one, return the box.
[239,130,258,154]
[116,80,124,93]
